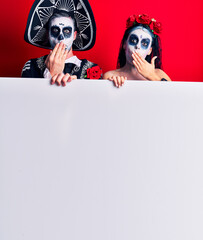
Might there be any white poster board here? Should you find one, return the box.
[0,78,203,240]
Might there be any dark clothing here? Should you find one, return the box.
[21,55,102,79]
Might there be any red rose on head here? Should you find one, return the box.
[86,66,102,79]
[152,21,162,35]
[125,14,162,36]
[126,15,137,28]
[136,14,151,25]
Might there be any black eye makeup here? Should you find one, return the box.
[141,39,151,49]
[50,26,60,38]
[128,33,151,50]
[128,34,139,46]
[63,27,72,38]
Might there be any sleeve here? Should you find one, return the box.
[43,68,52,79]
[21,60,32,78]
[21,58,45,78]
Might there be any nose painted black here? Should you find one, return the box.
[58,34,64,41]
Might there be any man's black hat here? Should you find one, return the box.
[24,0,96,51]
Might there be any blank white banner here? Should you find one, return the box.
[0,78,203,240]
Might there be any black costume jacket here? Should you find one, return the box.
[21,55,102,79]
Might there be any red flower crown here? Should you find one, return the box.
[126,14,162,36]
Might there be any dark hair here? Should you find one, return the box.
[117,23,163,69]
[47,9,78,32]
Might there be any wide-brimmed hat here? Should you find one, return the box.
[24,0,96,51]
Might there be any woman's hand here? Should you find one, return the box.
[45,42,68,77]
[132,51,160,81]
[109,76,127,88]
[51,73,77,86]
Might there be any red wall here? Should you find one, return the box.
[0,0,202,81]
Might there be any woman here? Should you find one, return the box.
[103,14,171,87]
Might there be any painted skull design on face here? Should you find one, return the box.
[49,16,75,51]
[125,26,153,65]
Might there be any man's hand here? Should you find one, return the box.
[45,42,68,77]
[51,73,77,86]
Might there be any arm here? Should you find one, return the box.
[103,71,111,80]
[154,69,171,81]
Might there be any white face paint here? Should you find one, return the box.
[49,16,75,51]
[125,27,153,65]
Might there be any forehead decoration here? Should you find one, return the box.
[48,16,75,50]
[24,0,96,51]
[126,14,162,36]
[129,26,154,39]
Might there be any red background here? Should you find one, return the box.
[0,0,202,81]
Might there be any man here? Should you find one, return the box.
[22,0,102,85]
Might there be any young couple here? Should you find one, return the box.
[22,0,171,87]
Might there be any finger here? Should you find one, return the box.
[132,51,143,65]
[121,76,125,86]
[132,51,145,63]
[132,53,142,67]
[133,52,146,68]
[52,43,60,57]
[61,74,76,86]
[54,42,63,59]
[56,73,64,86]
[132,53,138,64]
[112,76,118,87]
[135,51,145,63]
[151,56,157,68]
[60,42,66,59]
[56,42,65,58]
[51,74,58,85]
[133,60,142,73]
[61,73,70,86]
[63,49,68,60]
[68,75,77,82]
[114,76,120,88]
[116,76,121,88]
[132,50,138,59]
[133,59,141,70]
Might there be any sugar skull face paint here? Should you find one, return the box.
[49,16,75,51]
[125,26,153,64]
